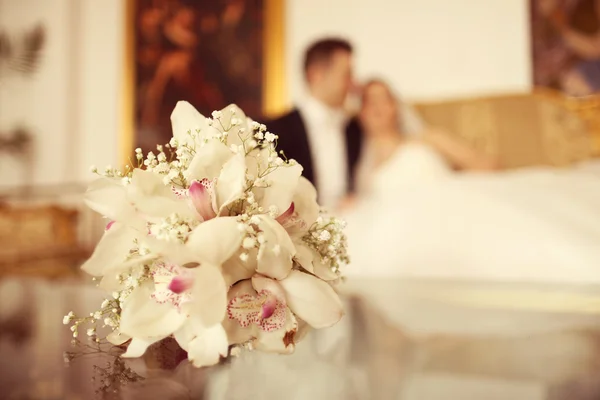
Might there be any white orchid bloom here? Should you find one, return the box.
[272,177,338,281]
[220,248,257,287]
[255,215,296,279]
[224,272,343,352]
[147,216,245,268]
[84,177,146,231]
[184,141,247,220]
[120,263,229,366]
[213,104,251,149]
[119,282,187,358]
[170,101,220,147]
[173,318,229,367]
[254,163,303,217]
[127,169,196,221]
[81,222,140,277]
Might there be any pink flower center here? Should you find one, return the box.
[188,179,217,221]
[151,263,193,309]
[168,275,194,294]
[227,290,286,332]
[276,203,306,230]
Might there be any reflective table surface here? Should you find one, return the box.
[2,276,600,400]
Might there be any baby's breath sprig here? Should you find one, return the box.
[63,297,122,340]
[302,215,349,276]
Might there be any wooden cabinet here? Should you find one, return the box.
[0,203,88,278]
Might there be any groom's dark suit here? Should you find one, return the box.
[266,109,363,195]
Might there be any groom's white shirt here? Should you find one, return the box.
[298,95,349,210]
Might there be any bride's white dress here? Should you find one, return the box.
[343,141,600,284]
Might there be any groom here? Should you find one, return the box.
[267,38,362,210]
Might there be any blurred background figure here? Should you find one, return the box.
[268,38,361,211]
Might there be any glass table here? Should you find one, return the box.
[2,275,600,400]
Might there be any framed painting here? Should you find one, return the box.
[120,0,286,163]
[531,0,600,96]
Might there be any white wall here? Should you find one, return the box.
[0,0,532,189]
[0,0,122,190]
[286,0,532,103]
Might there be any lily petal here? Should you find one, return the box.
[186,216,244,266]
[215,152,246,212]
[279,270,344,329]
[256,215,295,280]
[81,223,138,276]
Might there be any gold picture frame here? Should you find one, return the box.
[119,0,287,167]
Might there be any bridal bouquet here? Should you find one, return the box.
[64,102,349,368]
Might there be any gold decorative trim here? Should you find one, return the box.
[120,0,287,167]
[120,0,135,168]
[414,87,600,165]
[409,286,600,315]
[262,0,287,118]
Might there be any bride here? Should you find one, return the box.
[350,79,499,201]
[341,80,600,284]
